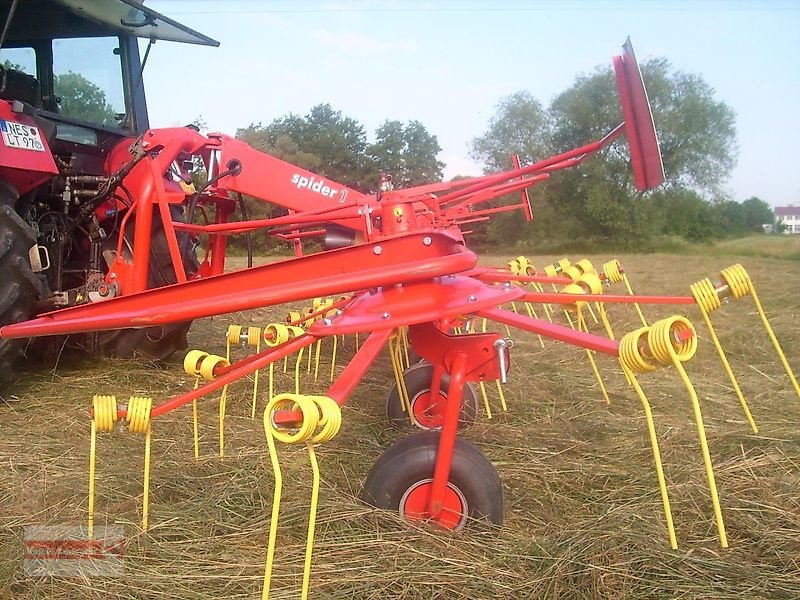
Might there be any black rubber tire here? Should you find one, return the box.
[386,361,479,430]
[361,431,504,530]
[99,210,197,360]
[0,203,49,388]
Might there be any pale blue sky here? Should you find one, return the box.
[145,0,800,207]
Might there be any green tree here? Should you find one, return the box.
[368,119,444,188]
[470,91,550,171]
[238,104,371,191]
[54,71,117,126]
[739,196,773,232]
[471,57,738,246]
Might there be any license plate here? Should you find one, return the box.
[0,119,45,152]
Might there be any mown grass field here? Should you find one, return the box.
[1,241,799,599]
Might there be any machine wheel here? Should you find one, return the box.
[361,431,504,530]
[0,201,49,388]
[386,362,479,430]
[99,210,197,360]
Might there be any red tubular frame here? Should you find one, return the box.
[479,307,620,356]
[1,233,476,339]
[145,334,315,420]
[327,329,392,405]
[429,352,467,518]
[520,291,696,306]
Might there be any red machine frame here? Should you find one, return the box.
[2,40,680,527]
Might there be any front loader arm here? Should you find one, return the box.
[213,134,370,231]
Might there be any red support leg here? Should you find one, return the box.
[429,352,467,518]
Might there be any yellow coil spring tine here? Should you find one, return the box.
[401,327,411,369]
[721,264,800,399]
[262,395,340,600]
[355,332,359,353]
[125,396,152,530]
[523,301,545,348]
[261,410,285,600]
[564,296,610,405]
[269,361,275,403]
[598,302,616,340]
[578,311,611,405]
[585,302,599,325]
[226,324,243,345]
[219,387,227,458]
[622,365,678,549]
[622,317,728,548]
[192,398,200,460]
[388,336,410,417]
[623,273,648,328]
[495,379,507,412]
[88,418,97,539]
[251,336,262,421]
[88,395,120,538]
[142,421,152,530]
[330,335,338,383]
[294,347,304,395]
[530,280,554,319]
[314,339,322,382]
[191,374,201,459]
[691,278,758,433]
[301,442,320,600]
[478,381,492,420]
[396,345,412,419]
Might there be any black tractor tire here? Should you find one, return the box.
[386,361,479,430]
[0,204,49,388]
[99,209,198,361]
[361,431,504,530]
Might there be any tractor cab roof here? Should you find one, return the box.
[1,0,218,46]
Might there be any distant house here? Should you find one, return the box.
[775,205,800,234]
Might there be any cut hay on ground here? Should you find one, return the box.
[1,252,799,599]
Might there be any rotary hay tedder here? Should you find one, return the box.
[2,40,799,598]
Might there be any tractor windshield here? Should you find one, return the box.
[52,36,125,128]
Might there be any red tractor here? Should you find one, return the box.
[0,0,218,383]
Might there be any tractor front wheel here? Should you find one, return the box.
[361,431,503,530]
[386,362,479,430]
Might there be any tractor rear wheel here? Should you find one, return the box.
[386,362,479,430]
[99,210,197,360]
[361,431,504,530]
[0,199,49,389]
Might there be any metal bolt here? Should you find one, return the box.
[503,282,512,289]
[423,236,432,246]
[109,273,116,279]
[373,246,382,255]
[322,318,333,326]
[381,312,391,319]
[467,295,477,302]
[494,338,509,384]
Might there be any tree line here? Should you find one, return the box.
[468,58,773,250]
[232,57,772,252]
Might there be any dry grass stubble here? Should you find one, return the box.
[1,252,799,599]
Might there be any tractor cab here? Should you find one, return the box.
[0,0,217,135]
[0,0,217,186]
